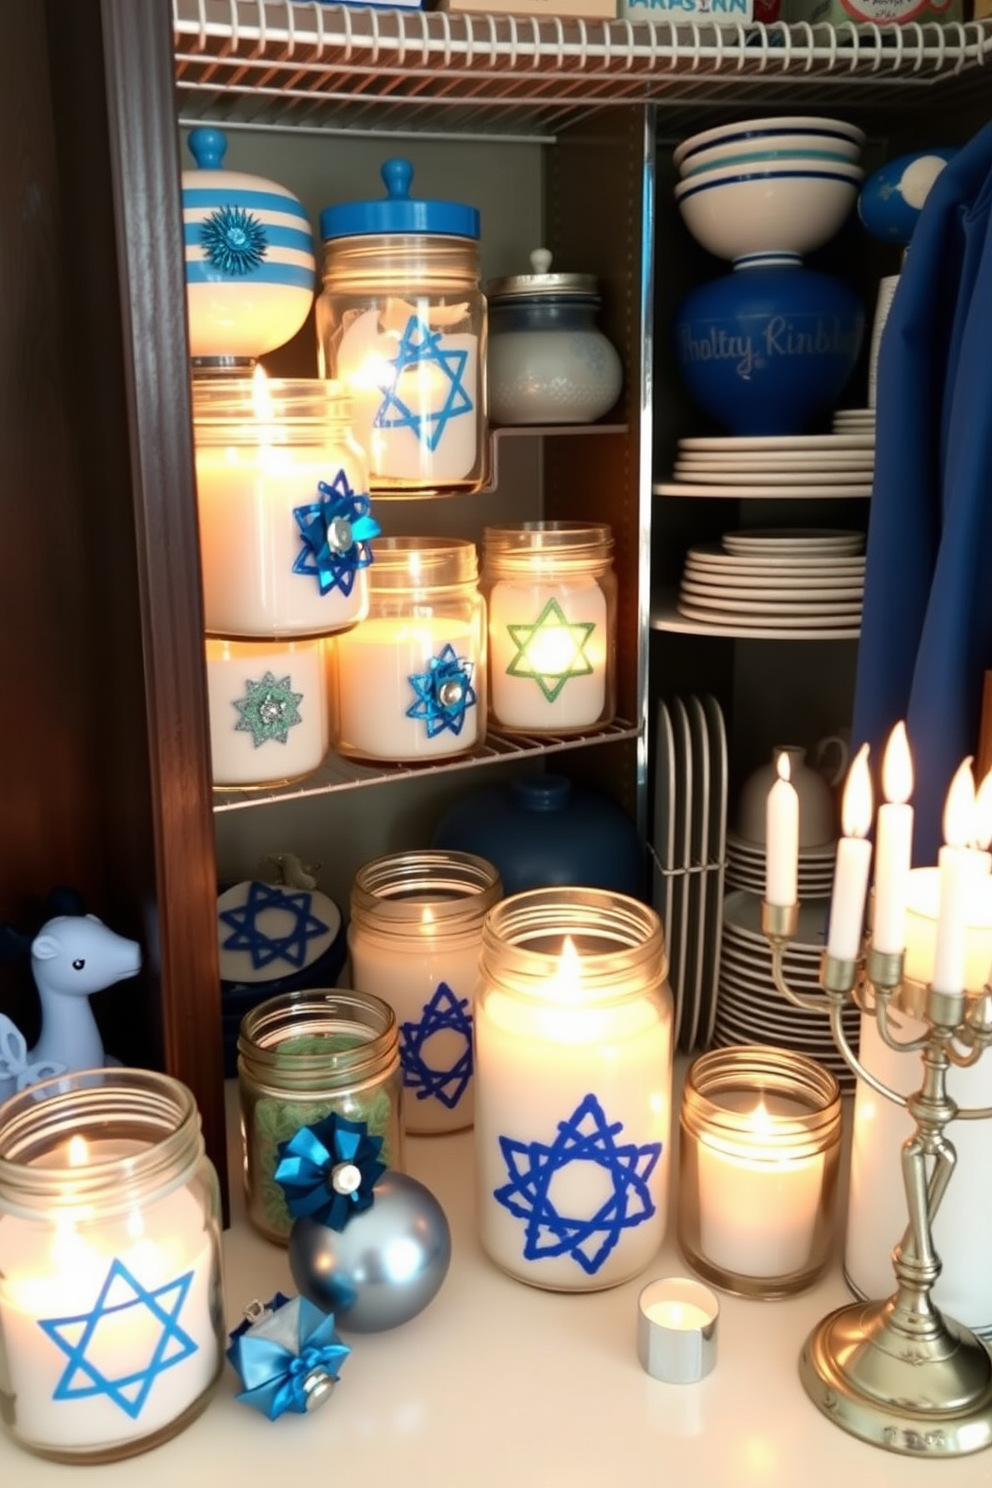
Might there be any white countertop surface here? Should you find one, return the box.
[5,1081,992,1487]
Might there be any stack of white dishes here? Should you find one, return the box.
[713,890,859,1092]
[655,430,875,501]
[832,407,876,435]
[675,528,866,638]
[652,694,728,1056]
[726,830,837,898]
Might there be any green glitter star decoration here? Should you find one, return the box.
[233,672,304,747]
[505,597,596,703]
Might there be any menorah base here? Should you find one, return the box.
[800,1297,992,1456]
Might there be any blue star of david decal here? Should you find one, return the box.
[374,316,473,453]
[400,981,473,1109]
[493,1092,662,1276]
[406,644,477,739]
[39,1258,198,1419]
[292,469,380,598]
[219,881,329,972]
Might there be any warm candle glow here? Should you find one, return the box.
[973,768,992,851]
[777,752,791,785]
[547,936,582,1002]
[842,744,873,838]
[944,757,976,847]
[250,361,274,422]
[881,721,913,805]
[66,1135,88,1168]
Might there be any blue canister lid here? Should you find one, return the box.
[319,158,480,243]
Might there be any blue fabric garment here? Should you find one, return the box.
[852,121,992,865]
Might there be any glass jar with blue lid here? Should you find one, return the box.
[316,159,487,498]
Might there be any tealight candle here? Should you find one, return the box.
[0,1070,224,1463]
[637,1277,719,1384]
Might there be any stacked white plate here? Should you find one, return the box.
[726,830,837,898]
[676,528,866,637]
[832,407,876,435]
[655,429,875,501]
[652,694,728,1056]
[713,889,859,1092]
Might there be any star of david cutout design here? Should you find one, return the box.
[493,1092,661,1275]
[374,316,473,453]
[505,597,596,704]
[199,205,268,276]
[233,672,304,747]
[406,644,476,739]
[292,469,379,598]
[400,982,473,1109]
[39,1258,198,1420]
[219,881,329,972]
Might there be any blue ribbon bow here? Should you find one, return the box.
[226,1293,351,1421]
[292,471,380,597]
[274,1112,386,1230]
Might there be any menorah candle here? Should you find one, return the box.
[348,851,502,1134]
[473,888,672,1292]
[0,1071,223,1463]
[329,538,486,763]
[871,722,915,956]
[827,743,873,961]
[765,752,799,909]
[679,1047,841,1299]
[481,523,616,735]
[193,372,374,639]
[205,636,328,788]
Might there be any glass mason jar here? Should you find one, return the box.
[349,850,503,1136]
[474,888,673,1292]
[329,537,487,763]
[0,1069,224,1464]
[679,1045,842,1299]
[481,522,617,735]
[316,158,487,498]
[205,635,328,788]
[237,989,403,1244]
[192,374,376,639]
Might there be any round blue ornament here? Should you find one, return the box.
[858,149,958,246]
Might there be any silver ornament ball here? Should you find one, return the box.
[288,1170,451,1333]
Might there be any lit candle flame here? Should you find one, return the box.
[973,768,992,851]
[251,363,274,422]
[547,935,582,1001]
[775,752,791,785]
[943,757,976,849]
[881,721,913,806]
[842,743,873,839]
[747,1097,772,1136]
[66,1135,89,1167]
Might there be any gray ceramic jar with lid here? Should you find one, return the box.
[487,249,623,426]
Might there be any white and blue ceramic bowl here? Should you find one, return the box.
[673,114,867,172]
[680,133,862,178]
[675,162,864,263]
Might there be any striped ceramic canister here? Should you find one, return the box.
[182,127,316,362]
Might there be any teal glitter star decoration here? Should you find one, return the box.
[493,1092,661,1276]
[199,205,268,276]
[39,1258,198,1419]
[406,644,476,739]
[374,316,473,453]
[219,882,330,972]
[233,672,304,747]
[400,981,473,1110]
[292,471,380,597]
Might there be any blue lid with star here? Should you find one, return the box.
[319,159,480,243]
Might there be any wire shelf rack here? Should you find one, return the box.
[174,0,992,138]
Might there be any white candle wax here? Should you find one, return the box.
[765,756,799,908]
[933,844,969,993]
[206,637,328,787]
[872,722,914,955]
[474,985,671,1290]
[338,309,479,485]
[646,1299,713,1329]
[487,577,608,733]
[333,616,482,762]
[0,1146,220,1453]
[195,440,370,639]
[827,837,873,961]
[905,868,992,988]
[697,1110,825,1279]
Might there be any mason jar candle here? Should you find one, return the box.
[329,537,486,763]
[193,371,376,639]
[0,1069,224,1464]
[316,158,487,497]
[474,887,673,1291]
[349,851,502,1135]
[679,1046,842,1299]
[205,635,328,788]
[237,989,403,1244]
[481,522,617,735]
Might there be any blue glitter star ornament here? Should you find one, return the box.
[493,1093,662,1276]
[199,204,268,276]
[218,881,330,972]
[375,316,473,452]
[226,1293,350,1420]
[406,644,477,739]
[292,471,380,597]
[39,1258,199,1419]
[233,672,304,747]
[275,1113,386,1231]
[400,982,473,1109]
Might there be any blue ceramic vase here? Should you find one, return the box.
[673,254,864,437]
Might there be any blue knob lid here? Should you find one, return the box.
[319,158,480,243]
[187,127,228,170]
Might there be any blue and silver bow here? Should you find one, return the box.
[226,1293,350,1420]
[274,1112,386,1230]
[292,471,380,597]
